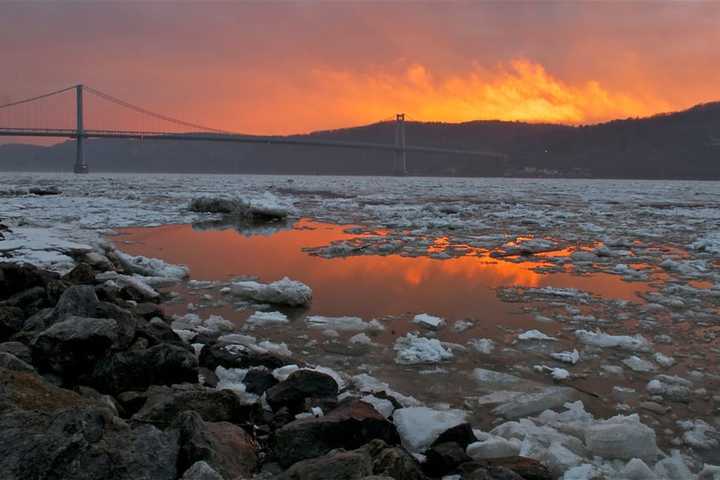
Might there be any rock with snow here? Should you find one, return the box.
[231,277,311,307]
[393,407,467,452]
[413,313,446,330]
[394,333,453,365]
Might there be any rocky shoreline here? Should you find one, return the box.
[0,259,559,480]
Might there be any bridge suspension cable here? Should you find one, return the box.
[83,85,228,134]
[0,85,76,111]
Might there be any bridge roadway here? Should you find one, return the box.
[0,127,508,158]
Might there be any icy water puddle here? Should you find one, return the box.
[115,218,652,328]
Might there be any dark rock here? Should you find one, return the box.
[366,440,426,480]
[266,369,338,413]
[272,399,400,468]
[63,262,96,284]
[180,461,224,480]
[50,285,102,322]
[135,316,185,347]
[31,316,118,378]
[94,301,137,349]
[432,422,478,449]
[0,306,24,340]
[91,343,198,395]
[460,457,552,480]
[120,283,159,303]
[0,367,96,414]
[28,186,61,195]
[0,406,179,480]
[17,307,53,335]
[243,367,278,395]
[276,451,373,480]
[0,352,35,373]
[0,262,59,300]
[271,406,295,429]
[45,278,71,305]
[177,411,258,479]
[424,442,471,476]
[133,384,254,426]
[134,302,165,320]
[3,286,46,314]
[199,341,298,371]
[0,341,32,364]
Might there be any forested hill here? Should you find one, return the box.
[2,102,719,179]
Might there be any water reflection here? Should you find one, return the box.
[115,219,650,321]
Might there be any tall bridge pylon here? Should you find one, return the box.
[74,85,88,174]
[394,113,407,176]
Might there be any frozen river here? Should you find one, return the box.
[1,172,719,475]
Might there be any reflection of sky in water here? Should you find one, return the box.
[115,219,650,320]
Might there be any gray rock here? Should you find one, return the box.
[272,399,400,468]
[0,352,35,373]
[199,341,298,371]
[0,341,31,364]
[91,342,198,395]
[0,262,59,300]
[266,369,338,413]
[0,306,25,340]
[51,285,102,322]
[177,411,257,479]
[275,451,373,480]
[132,384,254,426]
[31,316,118,377]
[180,461,224,480]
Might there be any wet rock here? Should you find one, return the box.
[62,262,96,284]
[0,262,59,300]
[91,343,198,395]
[0,306,24,340]
[244,367,279,395]
[0,352,35,372]
[424,441,471,476]
[432,422,478,449]
[0,341,31,364]
[492,387,580,419]
[266,369,339,412]
[460,457,551,480]
[272,399,400,467]
[0,407,179,480]
[133,385,254,426]
[177,411,257,479]
[199,341,297,370]
[31,316,118,378]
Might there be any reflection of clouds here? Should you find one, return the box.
[191,218,290,237]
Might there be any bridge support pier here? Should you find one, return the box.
[394,113,407,176]
[73,84,89,174]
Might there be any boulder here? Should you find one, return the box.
[62,262,96,284]
[424,442,471,476]
[91,343,198,395]
[132,385,255,426]
[0,352,35,373]
[0,406,179,480]
[199,341,298,371]
[0,262,58,300]
[49,285,102,322]
[135,317,186,347]
[180,461,224,480]
[0,367,94,413]
[460,457,552,480]
[244,367,278,395]
[0,306,24,340]
[276,451,372,480]
[0,341,32,364]
[272,399,400,468]
[371,443,427,480]
[177,411,258,479]
[432,422,478,449]
[266,369,339,412]
[3,286,46,314]
[31,316,118,377]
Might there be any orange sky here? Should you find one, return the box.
[1,2,719,135]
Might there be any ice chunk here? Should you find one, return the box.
[349,332,373,345]
[534,365,570,380]
[256,340,292,357]
[115,250,189,280]
[466,438,520,460]
[493,387,580,419]
[413,313,446,330]
[468,338,495,354]
[394,333,453,365]
[171,313,234,335]
[272,364,300,381]
[544,442,582,477]
[585,414,658,461]
[473,368,521,385]
[306,315,382,331]
[550,349,580,365]
[452,320,473,332]
[646,377,690,403]
[361,395,395,418]
[622,356,657,372]
[562,464,596,480]
[518,329,557,341]
[678,419,719,449]
[231,277,312,307]
[653,450,693,480]
[393,407,467,452]
[654,352,675,368]
[575,330,652,352]
[698,465,720,480]
[246,310,288,325]
[621,458,657,480]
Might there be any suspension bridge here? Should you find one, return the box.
[0,84,506,174]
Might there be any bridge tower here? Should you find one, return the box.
[73,84,89,174]
[394,113,407,176]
